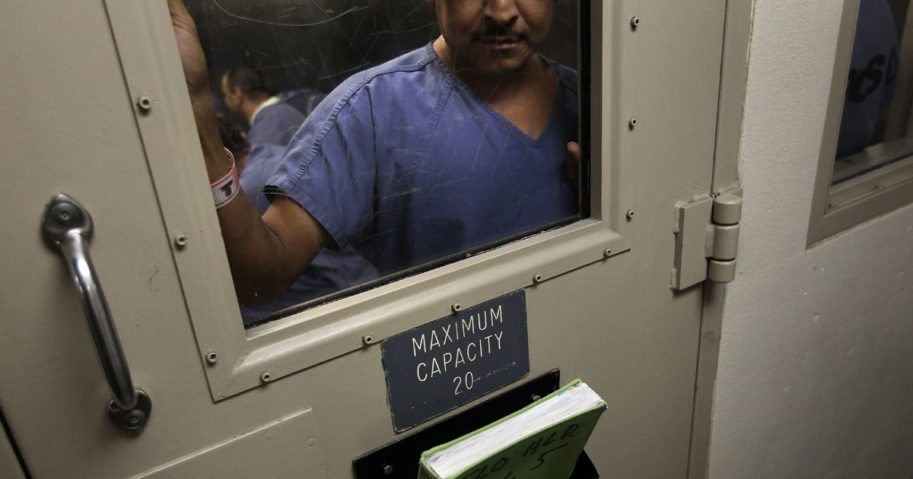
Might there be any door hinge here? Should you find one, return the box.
[671,192,742,290]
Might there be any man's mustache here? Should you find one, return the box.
[472,24,525,41]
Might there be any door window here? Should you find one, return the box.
[834,0,909,182]
[184,0,587,326]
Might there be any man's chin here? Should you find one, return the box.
[472,56,532,77]
[448,43,536,77]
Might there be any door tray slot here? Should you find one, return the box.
[353,370,600,478]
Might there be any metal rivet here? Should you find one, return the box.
[51,203,79,226]
[55,208,72,222]
[260,371,272,384]
[603,248,613,258]
[174,233,189,250]
[628,117,638,129]
[451,303,462,313]
[362,335,374,345]
[626,209,636,220]
[630,16,640,30]
[205,351,218,365]
[121,410,147,430]
[533,274,543,284]
[136,96,153,112]
[383,464,394,476]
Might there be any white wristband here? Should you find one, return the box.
[211,148,240,209]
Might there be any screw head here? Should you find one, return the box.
[626,209,636,220]
[628,117,638,129]
[205,351,218,365]
[362,335,374,345]
[533,274,543,284]
[121,410,147,431]
[603,248,613,258]
[260,371,272,384]
[51,203,80,226]
[630,16,640,29]
[174,233,189,250]
[136,96,153,112]
[451,303,463,313]
[383,464,394,475]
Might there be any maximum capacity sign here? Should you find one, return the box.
[382,290,530,431]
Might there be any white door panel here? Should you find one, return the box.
[0,0,729,477]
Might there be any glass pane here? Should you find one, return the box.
[834,0,913,183]
[182,0,587,327]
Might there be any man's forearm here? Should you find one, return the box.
[216,194,301,306]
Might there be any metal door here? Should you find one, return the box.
[0,0,735,477]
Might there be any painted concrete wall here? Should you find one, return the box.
[706,1,913,478]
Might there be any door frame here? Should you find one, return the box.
[688,0,754,477]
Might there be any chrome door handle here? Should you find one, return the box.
[41,193,151,433]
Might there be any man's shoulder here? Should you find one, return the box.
[274,45,445,164]
[323,45,442,107]
[365,45,439,78]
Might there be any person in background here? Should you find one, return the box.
[278,87,327,119]
[220,65,304,147]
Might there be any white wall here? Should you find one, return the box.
[707,1,913,478]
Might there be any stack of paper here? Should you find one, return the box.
[417,379,606,479]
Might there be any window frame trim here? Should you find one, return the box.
[809,0,913,246]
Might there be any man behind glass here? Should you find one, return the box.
[169,0,581,307]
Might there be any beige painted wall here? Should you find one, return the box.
[707,0,913,477]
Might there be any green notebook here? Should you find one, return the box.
[417,379,606,479]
